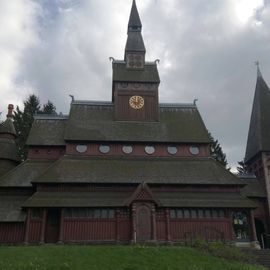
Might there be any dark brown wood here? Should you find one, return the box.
[45,209,61,243]
[62,219,116,241]
[65,143,210,158]
[151,206,157,241]
[0,223,24,243]
[116,209,120,242]
[250,210,258,242]
[165,209,171,242]
[40,209,47,243]
[58,209,64,243]
[136,205,152,241]
[24,209,31,243]
[114,88,159,122]
[132,205,136,243]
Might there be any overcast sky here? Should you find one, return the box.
[1,0,270,171]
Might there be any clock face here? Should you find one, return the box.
[129,95,144,109]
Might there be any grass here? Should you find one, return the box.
[0,245,266,270]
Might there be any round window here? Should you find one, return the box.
[76,145,88,153]
[122,145,133,154]
[145,146,155,155]
[189,146,200,155]
[99,145,110,154]
[167,146,178,155]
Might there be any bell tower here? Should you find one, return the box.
[112,0,160,122]
[245,64,270,228]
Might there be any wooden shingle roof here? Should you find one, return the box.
[64,102,210,143]
[0,159,54,187]
[22,190,256,208]
[33,155,243,186]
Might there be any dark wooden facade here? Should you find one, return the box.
[0,0,268,248]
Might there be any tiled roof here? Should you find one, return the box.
[239,174,267,198]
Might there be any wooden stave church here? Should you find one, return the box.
[0,0,268,245]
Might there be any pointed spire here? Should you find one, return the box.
[255,61,262,78]
[245,66,270,162]
[128,0,142,32]
[125,0,146,62]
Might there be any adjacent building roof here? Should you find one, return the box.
[27,117,67,146]
[0,118,16,137]
[33,155,243,186]
[245,68,270,162]
[22,190,256,209]
[64,102,210,143]
[239,174,267,198]
[0,195,27,222]
[113,62,159,83]
[0,159,54,187]
[0,138,20,162]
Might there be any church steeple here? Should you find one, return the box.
[125,0,146,68]
[245,65,270,162]
[128,0,142,31]
[112,0,160,122]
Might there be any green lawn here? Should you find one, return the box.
[0,245,266,270]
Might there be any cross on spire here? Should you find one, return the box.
[255,60,262,78]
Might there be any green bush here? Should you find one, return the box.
[186,239,256,264]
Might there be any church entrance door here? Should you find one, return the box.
[136,205,151,241]
[45,208,60,243]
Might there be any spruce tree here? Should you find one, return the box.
[208,132,228,168]
[13,95,57,161]
[237,160,248,174]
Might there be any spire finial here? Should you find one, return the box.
[255,60,262,78]
[128,0,142,32]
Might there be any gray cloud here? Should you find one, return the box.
[1,0,270,171]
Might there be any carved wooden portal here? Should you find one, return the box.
[136,205,152,241]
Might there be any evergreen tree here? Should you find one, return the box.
[41,100,57,115]
[13,94,57,161]
[208,132,228,168]
[237,160,248,174]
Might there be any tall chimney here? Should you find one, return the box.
[6,104,14,118]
